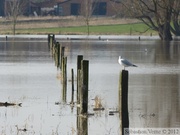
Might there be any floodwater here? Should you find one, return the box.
[0,38,180,135]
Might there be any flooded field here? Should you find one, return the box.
[0,38,180,135]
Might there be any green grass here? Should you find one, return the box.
[16,22,157,35]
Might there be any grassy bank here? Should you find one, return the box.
[0,16,157,35]
[14,23,156,35]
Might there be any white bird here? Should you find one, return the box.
[118,56,137,69]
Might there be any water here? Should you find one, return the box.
[0,39,180,135]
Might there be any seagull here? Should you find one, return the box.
[118,56,137,69]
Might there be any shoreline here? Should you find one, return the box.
[0,34,161,41]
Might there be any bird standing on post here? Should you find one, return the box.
[118,56,137,70]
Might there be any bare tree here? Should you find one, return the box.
[109,0,127,18]
[171,0,180,36]
[84,0,91,35]
[120,0,175,41]
[81,0,99,35]
[5,0,27,35]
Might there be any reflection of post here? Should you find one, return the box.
[119,70,129,135]
[77,116,88,135]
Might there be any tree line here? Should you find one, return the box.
[4,0,180,41]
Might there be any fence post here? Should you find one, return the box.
[53,42,60,68]
[60,46,65,70]
[77,55,83,105]
[119,70,129,135]
[71,68,74,104]
[62,56,67,102]
[80,60,89,115]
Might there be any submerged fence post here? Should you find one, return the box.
[50,35,52,50]
[57,42,60,68]
[80,60,89,115]
[62,56,67,102]
[48,34,50,42]
[71,68,74,104]
[49,34,54,50]
[47,34,50,49]
[60,46,65,70]
[52,34,55,43]
[119,70,129,135]
[77,55,83,105]
[54,42,60,68]
[77,56,83,133]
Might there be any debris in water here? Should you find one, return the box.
[0,102,22,107]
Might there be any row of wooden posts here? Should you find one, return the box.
[48,34,129,135]
[48,34,89,116]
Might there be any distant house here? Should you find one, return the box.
[29,0,65,16]
[56,0,121,16]
[31,0,121,17]
[0,0,121,17]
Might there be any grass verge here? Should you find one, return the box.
[5,22,157,35]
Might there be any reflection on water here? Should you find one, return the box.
[0,39,179,134]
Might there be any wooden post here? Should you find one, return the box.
[47,34,50,50]
[77,69,81,133]
[119,70,129,135]
[56,42,60,68]
[53,42,60,68]
[48,34,55,51]
[80,60,89,115]
[71,68,74,104]
[49,35,53,50]
[52,34,55,43]
[62,56,67,85]
[60,46,65,70]
[48,34,50,45]
[77,55,83,105]
[59,45,62,67]
[62,56,67,102]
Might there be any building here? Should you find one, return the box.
[0,0,122,17]
[32,0,121,16]
[56,0,121,16]
[0,0,5,16]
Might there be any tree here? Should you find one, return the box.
[83,0,91,35]
[5,0,27,35]
[171,0,180,36]
[81,0,99,35]
[120,0,175,41]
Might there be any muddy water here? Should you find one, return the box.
[0,39,179,135]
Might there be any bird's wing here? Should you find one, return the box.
[121,59,133,66]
